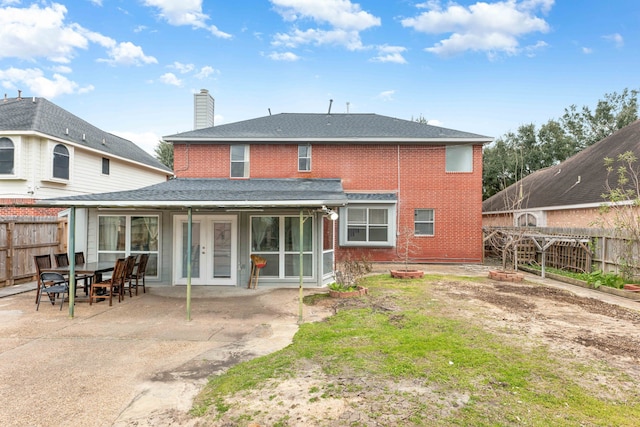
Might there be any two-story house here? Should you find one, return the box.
[39,92,491,288]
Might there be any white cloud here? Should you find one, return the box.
[111,130,161,155]
[272,28,365,50]
[170,61,195,73]
[89,0,103,6]
[371,45,407,64]
[0,3,156,66]
[603,33,623,48]
[0,67,94,98]
[267,51,300,61]
[401,0,553,57]
[269,0,380,51]
[51,65,73,74]
[159,72,182,86]
[582,47,592,54]
[142,0,231,38]
[98,41,158,66]
[195,66,216,79]
[376,90,395,101]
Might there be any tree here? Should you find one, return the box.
[154,140,173,170]
[483,88,639,200]
[594,151,640,281]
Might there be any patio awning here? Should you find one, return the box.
[33,178,348,209]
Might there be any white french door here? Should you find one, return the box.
[173,215,237,285]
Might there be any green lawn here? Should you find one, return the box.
[191,274,640,426]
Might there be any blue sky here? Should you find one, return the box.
[0,0,638,154]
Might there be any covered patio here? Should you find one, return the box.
[35,178,347,318]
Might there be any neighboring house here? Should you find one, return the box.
[0,93,173,252]
[40,92,491,288]
[483,119,640,228]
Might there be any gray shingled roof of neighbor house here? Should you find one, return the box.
[483,119,640,213]
[37,178,348,208]
[164,113,492,143]
[0,96,171,172]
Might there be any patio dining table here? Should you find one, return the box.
[41,261,116,299]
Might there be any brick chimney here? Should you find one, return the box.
[194,89,214,130]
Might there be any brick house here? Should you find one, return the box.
[41,92,491,288]
[483,119,640,228]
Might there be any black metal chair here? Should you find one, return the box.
[37,272,69,311]
[54,252,91,296]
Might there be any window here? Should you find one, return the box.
[230,145,249,178]
[250,215,313,278]
[0,137,14,175]
[53,144,69,179]
[414,209,435,236]
[298,144,311,171]
[98,215,159,277]
[340,205,396,247]
[446,145,473,172]
[102,157,110,175]
[516,213,537,227]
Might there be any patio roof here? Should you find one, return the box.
[33,178,348,209]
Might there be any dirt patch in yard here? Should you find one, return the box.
[190,276,640,426]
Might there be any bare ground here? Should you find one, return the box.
[189,273,640,426]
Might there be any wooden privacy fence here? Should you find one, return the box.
[483,227,638,276]
[0,217,67,287]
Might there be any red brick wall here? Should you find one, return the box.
[0,198,63,217]
[174,142,484,263]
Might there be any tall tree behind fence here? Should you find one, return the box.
[0,217,67,287]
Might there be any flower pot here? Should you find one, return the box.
[329,285,368,298]
[390,270,424,279]
[488,269,524,282]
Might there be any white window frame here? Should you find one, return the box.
[250,215,315,279]
[298,144,311,172]
[97,214,160,278]
[43,141,72,183]
[516,212,539,227]
[414,209,435,236]
[0,136,20,179]
[446,145,473,172]
[230,144,249,178]
[339,203,396,247]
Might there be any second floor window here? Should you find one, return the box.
[298,144,311,171]
[0,137,14,175]
[102,157,110,175]
[446,145,473,172]
[230,145,248,178]
[53,144,69,180]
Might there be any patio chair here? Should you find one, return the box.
[54,253,91,296]
[129,253,149,295]
[37,272,69,311]
[122,255,138,298]
[33,254,64,304]
[89,258,127,306]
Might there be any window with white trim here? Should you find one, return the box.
[339,205,396,247]
[102,157,110,175]
[414,209,435,236]
[230,144,249,178]
[98,215,159,277]
[0,137,14,175]
[446,145,473,172]
[298,144,311,171]
[516,212,537,227]
[250,215,314,278]
[53,144,70,180]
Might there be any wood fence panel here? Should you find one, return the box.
[0,217,67,287]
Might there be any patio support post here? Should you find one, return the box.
[187,207,192,321]
[68,206,76,318]
[298,209,304,324]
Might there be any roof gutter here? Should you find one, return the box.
[165,137,493,144]
[29,199,349,209]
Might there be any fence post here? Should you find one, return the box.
[6,221,14,286]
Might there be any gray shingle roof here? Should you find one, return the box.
[0,96,171,172]
[347,193,397,202]
[38,178,347,208]
[164,113,492,143]
[483,119,640,212]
